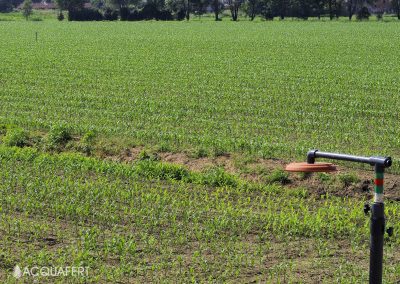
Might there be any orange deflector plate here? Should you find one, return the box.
[285,162,337,173]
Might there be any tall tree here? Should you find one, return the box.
[313,0,324,19]
[393,0,400,19]
[105,0,142,19]
[11,0,24,8]
[227,0,242,20]
[259,0,274,19]
[0,0,13,12]
[327,0,334,19]
[192,0,209,18]
[90,0,106,9]
[22,0,32,19]
[293,0,312,19]
[346,0,358,20]
[278,0,288,19]
[107,0,128,15]
[212,0,223,20]
[333,0,342,18]
[244,0,259,20]
[185,0,190,20]
[55,0,85,12]
[166,0,190,19]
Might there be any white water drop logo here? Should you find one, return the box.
[13,265,22,279]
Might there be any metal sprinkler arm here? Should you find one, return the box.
[307,149,392,168]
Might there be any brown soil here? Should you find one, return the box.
[117,147,400,202]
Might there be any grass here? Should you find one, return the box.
[1,21,400,170]
[0,146,398,282]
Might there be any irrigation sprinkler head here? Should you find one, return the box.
[287,149,392,173]
[306,149,318,164]
[306,149,392,168]
[285,162,337,173]
[370,156,392,168]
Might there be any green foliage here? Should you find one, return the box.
[103,8,118,21]
[21,0,32,20]
[82,130,96,145]
[191,0,209,17]
[286,186,309,198]
[2,128,28,147]
[165,0,188,20]
[338,173,360,186]
[57,11,65,21]
[243,0,258,20]
[138,149,151,160]
[194,147,208,158]
[134,160,239,188]
[297,171,312,180]
[138,149,160,161]
[259,0,274,20]
[46,124,72,148]
[266,169,290,184]
[317,172,331,183]
[200,167,239,187]
[55,0,85,11]
[212,144,226,157]
[135,160,189,180]
[80,130,96,155]
[0,124,7,135]
[0,0,13,12]
[156,141,172,152]
[393,0,400,19]
[356,6,370,20]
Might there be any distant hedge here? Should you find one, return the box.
[121,4,173,21]
[67,4,175,21]
[104,8,119,21]
[68,8,104,21]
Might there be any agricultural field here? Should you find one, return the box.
[0,19,400,282]
[1,21,400,168]
[0,146,399,282]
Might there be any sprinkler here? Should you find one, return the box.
[285,149,393,284]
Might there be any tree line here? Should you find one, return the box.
[1,0,399,20]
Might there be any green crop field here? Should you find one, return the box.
[0,20,400,282]
[0,146,399,282]
[1,21,400,168]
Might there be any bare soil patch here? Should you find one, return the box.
[119,147,400,201]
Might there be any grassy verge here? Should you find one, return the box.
[0,146,398,282]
